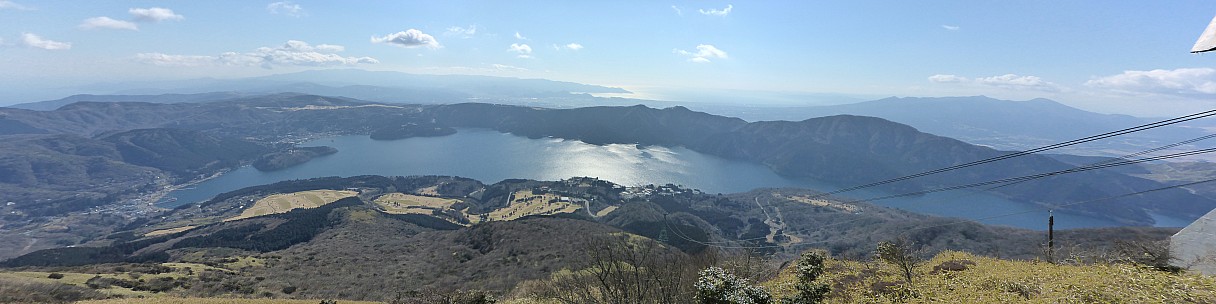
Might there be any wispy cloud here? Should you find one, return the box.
[942,24,960,31]
[929,73,1061,92]
[671,5,683,16]
[514,31,527,40]
[927,74,966,83]
[674,44,728,63]
[267,1,305,17]
[509,43,533,58]
[136,40,377,68]
[562,43,583,51]
[371,29,441,49]
[0,0,33,10]
[79,16,139,30]
[445,25,477,37]
[129,7,183,22]
[699,4,732,16]
[1085,68,1216,96]
[134,53,215,67]
[492,63,528,71]
[21,33,71,50]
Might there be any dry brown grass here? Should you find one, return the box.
[763,250,1216,303]
[76,298,383,304]
[488,190,580,221]
[144,225,198,237]
[372,193,461,215]
[225,190,356,221]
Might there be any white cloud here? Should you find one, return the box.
[314,44,344,52]
[509,43,532,58]
[514,31,527,40]
[492,63,528,71]
[267,1,305,17]
[563,43,583,51]
[699,4,732,16]
[21,33,70,50]
[942,25,960,31]
[79,17,139,30]
[976,74,1056,89]
[134,53,215,67]
[136,40,377,68]
[371,29,440,49]
[0,0,33,10]
[674,44,728,63]
[1085,68,1216,95]
[445,25,477,37]
[928,73,1060,92]
[671,5,682,16]
[129,7,183,22]
[927,74,967,83]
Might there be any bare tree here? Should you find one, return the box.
[876,239,922,284]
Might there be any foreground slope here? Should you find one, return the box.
[765,250,1216,303]
[0,175,1185,302]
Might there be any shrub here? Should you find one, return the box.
[0,277,106,303]
[930,260,975,274]
[47,273,65,279]
[781,252,829,304]
[695,266,772,304]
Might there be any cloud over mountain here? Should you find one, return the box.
[929,73,1060,92]
[1085,68,1216,96]
[371,29,440,49]
[137,40,377,68]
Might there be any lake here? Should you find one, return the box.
[158,128,1172,230]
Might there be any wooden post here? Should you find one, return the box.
[1048,210,1055,263]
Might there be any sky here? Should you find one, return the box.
[2,1,1216,116]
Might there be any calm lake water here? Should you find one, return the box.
[158,128,1182,230]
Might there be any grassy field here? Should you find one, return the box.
[0,269,183,298]
[225,190,357,222]
[595,205,619,217]
[774,193,861,213]
[144,225,198,237]
[77,298,383,304]
[763,250,1216,303]
[488,190,581,221]
[372,192,462,215]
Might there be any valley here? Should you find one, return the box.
[3,93,1215,262]
[0,175,1186,301]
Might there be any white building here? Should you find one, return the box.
[1171,207,1216,275]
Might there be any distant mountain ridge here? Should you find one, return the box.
[718,96,1211,154]
[5,69,630,109]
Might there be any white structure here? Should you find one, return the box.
[1171,207,1216,275]
[1194,14,1216,53]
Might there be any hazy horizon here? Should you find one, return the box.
[3,1,1216,116]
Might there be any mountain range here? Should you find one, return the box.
[1,94,1210,227]
[6,69,629,110]
[690,96,1215,156]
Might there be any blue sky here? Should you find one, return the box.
[2,1,1216,116]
